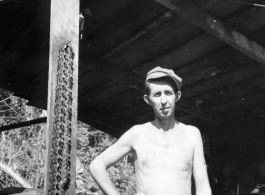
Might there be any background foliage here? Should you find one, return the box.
[0,88,136,195]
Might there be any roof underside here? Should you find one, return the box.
[0,0,265,144]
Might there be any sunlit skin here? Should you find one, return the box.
[89,79,211,195]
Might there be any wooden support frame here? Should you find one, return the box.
[155,0,265,66]
[44,1,79,195]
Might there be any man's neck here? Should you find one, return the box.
[152,116,177,131]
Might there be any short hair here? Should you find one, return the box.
[144,77,179,96]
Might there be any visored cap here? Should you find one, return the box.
[146,66,182,91]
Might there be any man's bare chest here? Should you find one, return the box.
[134,135,194,171]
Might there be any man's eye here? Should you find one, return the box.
[165,92,173,95]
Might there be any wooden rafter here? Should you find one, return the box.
[192,74,265,108]
[101,10,176,60]
[184,62,265,98]
[155,0,265,66]
[103,1,265,76]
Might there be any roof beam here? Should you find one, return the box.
[0,117,47,132]
[81,55,142,88]
[192,74,265,108]
[184,62,265,98]
[155,0,265,66]
[102,10,175,60]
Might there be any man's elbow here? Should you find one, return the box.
[89,158,105,175]
[88,159,96,174]
[89,159,98,174]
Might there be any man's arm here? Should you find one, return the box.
[89,126,138,195]
[192,127,212,195]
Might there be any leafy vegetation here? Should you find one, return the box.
[0,89,136,195]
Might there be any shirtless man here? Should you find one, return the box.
[89,66,212,195]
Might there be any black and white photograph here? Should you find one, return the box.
[0,0,265,195]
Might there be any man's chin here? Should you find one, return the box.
[156,112,172,119]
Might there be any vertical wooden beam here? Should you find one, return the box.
[44,1,79,195]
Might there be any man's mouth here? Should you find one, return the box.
[160,107,170,110]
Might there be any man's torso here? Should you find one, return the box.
[132,122,195,195]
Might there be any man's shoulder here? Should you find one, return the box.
[119,123,150,145]
[178,123,203,148]
[127,122,151,134]
[179,123,201,137]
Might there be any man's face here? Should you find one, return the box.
[144,80,181,120]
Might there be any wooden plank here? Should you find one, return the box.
[139,27,265,77]
[80,55,142,87]
[183,62,265,98]
[138,33,227,76]
[165,30,265,89]
[211,92,265,114]
[97,90,144,116]
[104,0,250,64]
[84,0,168,56]
[75,29,265,110]
[44,0,79,195]
[80,7,265,108]
[105,1,265,74]
[33,4,265,84]
[80,8,265,120]
[106,14,204,70]
[82,81,128,106]
[102,10,175,59]
[82,0,142,39]
[178,48,252,86]
[177,98,228,126]
[192,74,265,108]
[155,0,265,66]
[0,118,47,132]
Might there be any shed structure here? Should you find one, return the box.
[0,0,265,193]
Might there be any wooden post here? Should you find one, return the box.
[44,0,79,195]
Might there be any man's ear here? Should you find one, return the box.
[175,91,181,102]
[143,94,150,105]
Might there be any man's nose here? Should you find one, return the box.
[160,94,167,104]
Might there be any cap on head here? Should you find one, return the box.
[145,66,182,91]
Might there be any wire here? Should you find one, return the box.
[229,0,265,7]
